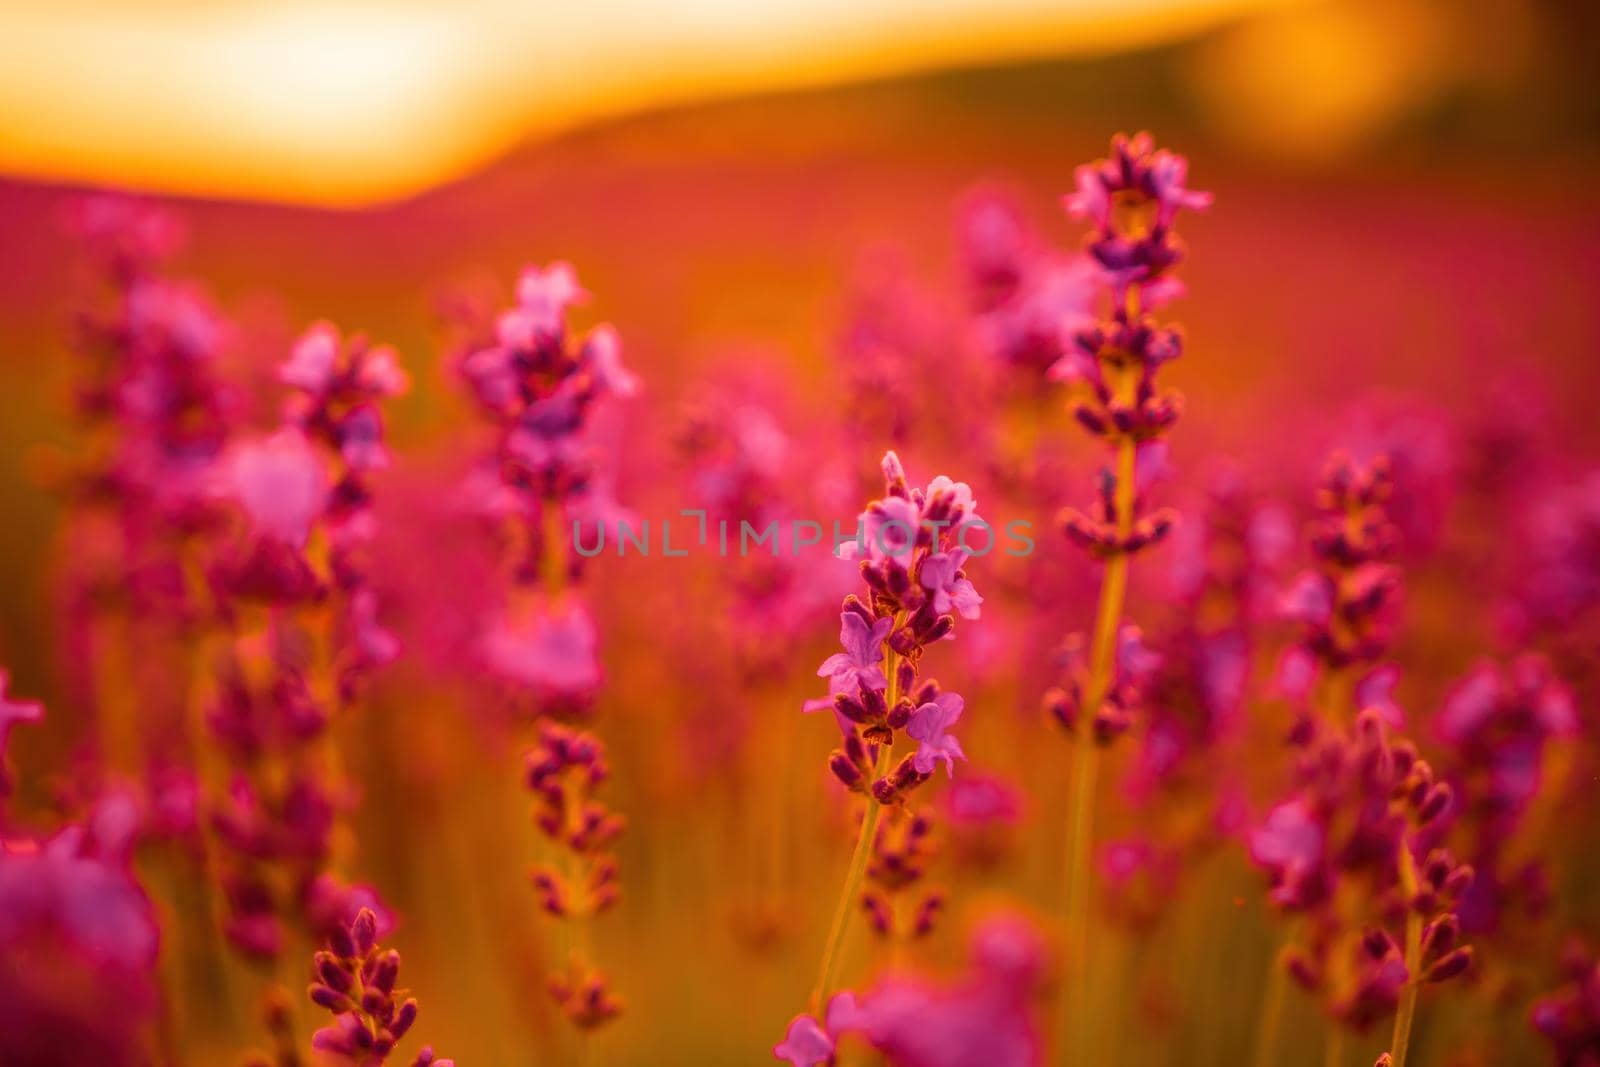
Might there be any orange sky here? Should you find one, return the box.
[0,0,1306,206]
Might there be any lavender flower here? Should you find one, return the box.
[1048,133,1208,1063]
[958,188,1098,376]
[455,261,635,713]
[305,908,452,1067]
[862,808,944,943]
[906,692,965,776]
[525,722,624,1030]
[813,452,985,799]
[780,912,1049,1067]
[1531,942,1600,1066]
[1274,453,1402,729]
[204,319,407,976]
[0,684,161,1067]
[805,451,988,1015]
[1063,131,1212,300]
[818,612,894,697]
[1435,655,1577,935]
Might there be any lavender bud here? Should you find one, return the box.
[896,661,916,694]
[373,950,400,993]
[1417,782,1452,826]
[829,752,863,789]
[309,984,351,1013]
[391,998,418,1039]
[1424,947,1473,983]
[316,952,352,992]
[862,892,892,936]
[861,687,888,719]
[1283,947,1320,990]
[1421,915,1459,959]
[913,892,944,937]
[352,908,378,955]
[842,595,874,621]
[1362,928,1398,960]
[834,693,872,724]
[1443,864,1475,900]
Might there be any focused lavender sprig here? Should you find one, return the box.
[799,451,986,1017]
[1046,132,1208,1057]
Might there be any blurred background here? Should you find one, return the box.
[1,0,1599,1063]
[2,0,1595,642]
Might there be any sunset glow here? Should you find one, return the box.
[1,0,1302,205]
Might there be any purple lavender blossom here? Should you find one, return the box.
[817,612,894,697]
[307,908,453,1066]
[907,692,966,776]
[773,1010,839,1067]
[920,550,983,619]
[1531,942,1600,1066]
[484,599,603,698]
[1249,799,1327,909]
[220,429,329,549]
[1064,131,1211,295]
[841,913,1048,1067]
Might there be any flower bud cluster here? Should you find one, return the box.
[1042,625,1161,746]
[861,808,944,942]
[524,722,623,1031]
[1278,454,1402,708]
[811,452,984,805]
[306,908,453,1067]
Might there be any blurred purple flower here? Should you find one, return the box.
[221,429,328,549]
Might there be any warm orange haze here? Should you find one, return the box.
[0,2,1597,1066]
[0,0,1462,204]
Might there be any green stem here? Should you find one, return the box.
[1389,844,1423,1067]
[1061,434,1135,1063]
[810,640,901,1014]
[809,760,887,1014]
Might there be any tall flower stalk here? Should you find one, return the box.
[1252,455,1476,1067]
[455,262,637,1056]
[1045,132,1208,1057]
[798,452,986,1018]
[207,319,409,1054]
